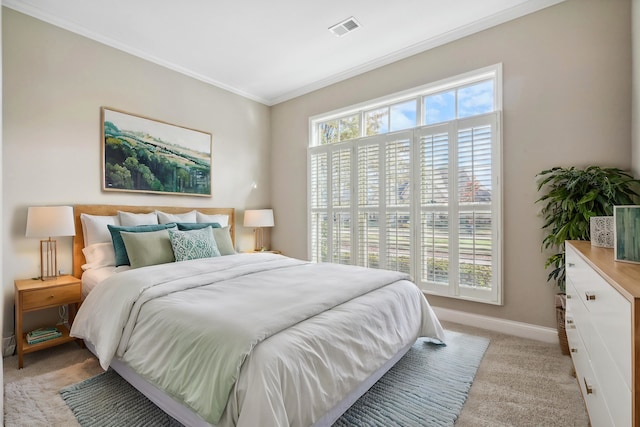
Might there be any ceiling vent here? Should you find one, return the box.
[329,17,360,37]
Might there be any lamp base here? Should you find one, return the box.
[253,228,269,252]
[39,238,58,281]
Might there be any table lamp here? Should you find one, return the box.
[25,206,75,280]
[244,209,274,251]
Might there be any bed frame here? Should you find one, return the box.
[71,204,410,426]
[72,204,235,279]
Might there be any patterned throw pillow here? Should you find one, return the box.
[168,226,221,261]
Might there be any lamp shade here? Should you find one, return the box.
[244,209,274,228]
[25,206,75,238]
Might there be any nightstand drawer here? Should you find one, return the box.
[22,284,81,311]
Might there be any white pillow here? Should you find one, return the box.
[81,242,116,271]
[81,213,120,246]
[156,210,197,224]
[118,211,159,226]
[196,212,229,227]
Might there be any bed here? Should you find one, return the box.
[69,204,445,427]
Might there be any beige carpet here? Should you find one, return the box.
[447,322,590,427]
[3,323,589,426]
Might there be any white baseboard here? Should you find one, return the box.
[432,307,558,344]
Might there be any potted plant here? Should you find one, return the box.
[536,166,640,354]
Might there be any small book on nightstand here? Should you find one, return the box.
[26,327,62,345]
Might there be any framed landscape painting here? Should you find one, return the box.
[102,107,212,197]
[614,205,640,263]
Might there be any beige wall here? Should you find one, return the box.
[2,8,272,336]
[271,0,632,328]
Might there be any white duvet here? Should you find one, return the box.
[71,253,445,427]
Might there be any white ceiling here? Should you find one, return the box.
[3,0,563,105]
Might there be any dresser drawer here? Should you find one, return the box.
[566,247,593,306]
[565,312,581,359]
[588,276,631,389]
[566,277,594,354]
[22,284,81,311]
[590,330,632,426]
[566,319,614,427]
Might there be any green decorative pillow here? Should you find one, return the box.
[212,226,236,255]
[121,229,175,269]
[169,226,221,262]
[176,222,222,231]
[108,223,177,266]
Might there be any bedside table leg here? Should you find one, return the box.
[15,292,23,369]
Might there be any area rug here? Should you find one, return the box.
[4,358,102,426]
[61,330,489,427]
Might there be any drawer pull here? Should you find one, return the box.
[585,292,596,301]
[570,348,578,353]
[565,317,576,329]
[567,262,575,268]
[566,294,572,299]
[583,377,593,395]
[48,294,55,299]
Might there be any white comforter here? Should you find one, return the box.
[71,253,445,427]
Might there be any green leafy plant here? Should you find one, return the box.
[536,166,640,292]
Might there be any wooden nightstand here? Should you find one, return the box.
[14,275,82,369]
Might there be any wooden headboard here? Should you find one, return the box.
[73,204,235,279]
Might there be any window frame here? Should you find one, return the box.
[308,64,503,305]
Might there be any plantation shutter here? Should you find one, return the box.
[310,152,329,262]
[331,148,352,264]
[457,122,493,290]
[357,142,381,269]
[384,136,412,274]
[418,126,450,288]
[415,114,500,302]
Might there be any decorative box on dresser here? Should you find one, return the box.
[565,241,639,427]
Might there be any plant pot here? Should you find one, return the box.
[555,293,569,356]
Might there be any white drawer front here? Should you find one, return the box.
[582,374,615,427]
[566,247,595,308]
[565,313,583,362]
[566,321,615,427]
[587,274,632,389]
[590,330,631,427]
[566,277,593,355]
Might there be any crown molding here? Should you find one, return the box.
[3,0,564,106]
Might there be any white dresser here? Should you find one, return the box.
[565,241,639,427]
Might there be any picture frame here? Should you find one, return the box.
[614,205,640,263]
[102,107,212,197]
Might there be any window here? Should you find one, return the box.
[308,65,502,305]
